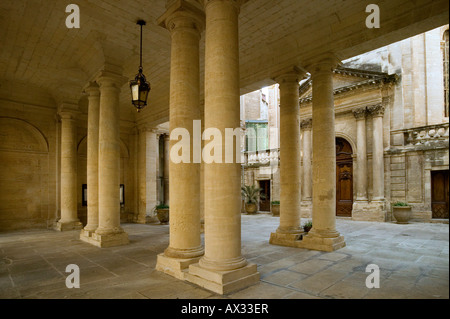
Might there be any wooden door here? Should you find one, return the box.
[336,138,353,217]
[259,180,271,212]
[431,170,449,219]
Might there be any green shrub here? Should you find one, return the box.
[156,204,169,209]
[241,185,265,204]
[392,201,409,207]
[271,201,280,205]
[303,220,313,228]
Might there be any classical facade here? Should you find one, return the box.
[0,0,448,295]
[242,25,449,224]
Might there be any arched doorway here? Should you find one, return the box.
[336,137,353,217]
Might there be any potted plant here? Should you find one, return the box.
[302,220,313,233]
[241,185,265,214]
[392,201,412,224]
[156,204,169,224]
[270,201,280,216]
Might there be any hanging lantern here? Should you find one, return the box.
[130,20,150,112]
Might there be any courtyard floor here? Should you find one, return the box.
[0,214,448,300]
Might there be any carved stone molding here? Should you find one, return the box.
[352,107,367,120]
[83,81,100,96]
[367,103,385,117]
[300,118,312,129]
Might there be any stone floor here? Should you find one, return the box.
[0,214,448,300]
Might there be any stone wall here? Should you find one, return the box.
[0,86,58,230]
[0,83,141,231]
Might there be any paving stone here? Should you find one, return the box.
[0,215,447,299]
[288,258,335,275]
[261,269,307,286]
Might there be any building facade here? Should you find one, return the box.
[242,25,449,223]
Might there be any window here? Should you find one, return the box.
[246,121,268,152]
[443,29,449,117]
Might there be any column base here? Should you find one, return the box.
[352,200,386,222]
[54,220,83,231]
[156,253,202,280]
[297,233,346,252]
[79,228,94,244]
[269,231,303,247]
[89,231,129,248]
[185,262,260,295]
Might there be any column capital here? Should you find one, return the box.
[272,66,307,85]
[137,123,158,134]
[58,111,79,121]
[158,0,205,35]
[367,103,385,117]
[352,107,367,120]
[58,102,80,119]
[300,118,312,129]
[304,52,342,76]
[95,70,128,89]
[83,81,100,97]
[204,0,246,12]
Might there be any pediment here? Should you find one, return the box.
[299,67,396,102]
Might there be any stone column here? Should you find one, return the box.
[137,126,157,224]
[185,0,259,295]
[368,104,385,201]
[300,118,313,218]
[90,71,129,248]
[269,67,304,247]
[163,134,170,205]
[299,53,345,252]
[55,105,82,231]
[353,108,368,201]
[80,82,100,240]
[156,0,205,279]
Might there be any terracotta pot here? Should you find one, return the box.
[157,208,169,224]
[245,203,257,214]
[393,206,412,224]
[271,204,280,216]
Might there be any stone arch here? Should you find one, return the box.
[0,117,49,153]
[335,131,356,155]
[77,135,87,157]
[119,139,129,159]
[0,117,49,230]
[77,135,129,158]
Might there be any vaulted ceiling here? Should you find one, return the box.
[0,0,448,127]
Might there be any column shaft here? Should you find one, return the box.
[185,0,259,295]
[277,74,302,234]
[354,108,368,200]
[91,73,128,247]
[97,82,121,233]
[301,119,312,200]
[370,105,385,200]
[298,54,345,252]
[201,0,245,270]
[166,19,203,258]
[157,3,204,262]
[83,83,100,235]
[56,109,82,231]
[311,62,338,235]
[137,128,157,224]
